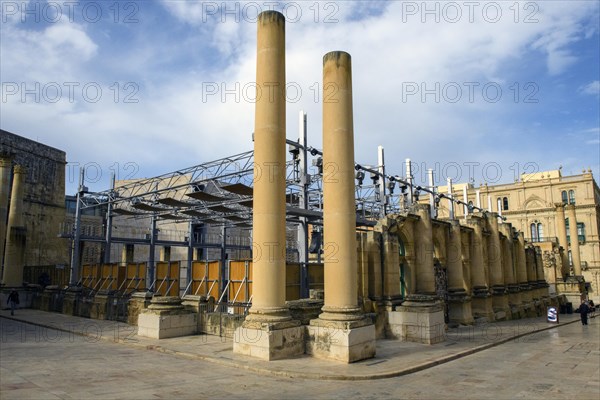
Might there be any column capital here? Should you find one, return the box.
[0,158,13,168]
[13,165,27,175]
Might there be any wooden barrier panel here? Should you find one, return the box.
[99,263,119,291]
[125,263,146,292]
[81,264,99,288]
[154,261,179,296]
[229,260,252,303]
[286,263,301,301]
[308,263,324,291]
[191,261,220,298]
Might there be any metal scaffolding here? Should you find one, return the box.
[62,111,493,296]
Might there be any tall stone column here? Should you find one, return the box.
[246,10,290,324]
[516,232,534,316]
[389,203,445,344]
[447,220,473,324]
[2,165,26,287]
[467,214,494,321]
[234,11,303,361]
[565,205,582,276]
[413,204,437,298]
[320,58,361,321]
[0,156,13,272]
[502,225,521,317]
[534,247,549,303]
[488,214,510,319]
[554,203,570,274]
[307,51,375,362]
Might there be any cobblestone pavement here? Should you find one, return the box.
[0,311,598,399]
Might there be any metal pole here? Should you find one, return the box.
[378,145,387,216]
[69,167,85,286]
[406,158,413,206]
[428,168,436,219]
[186,221,194,294]
[148,214,156,290]
[463,185,469,220]
[103,172,115,264]
[447,177,455,220]
[220,225,227,300]
[298,110,310,298]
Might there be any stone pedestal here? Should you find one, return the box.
[90,291,112,320]
[387,297,445,344]
[555,277,585,305]
[306,318,375,363]
[507,284,523,319]
[491,286,511,320]
[40,286,60,312]
[234,321,304,361]
[137,296,197,339]
[62,286,82,316]
[447,290,474,325]
[471,287,495,322]
[286,299,324,325]
[128,291,153,325]
[519,284,536,317]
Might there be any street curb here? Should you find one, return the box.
[0,313,588,381]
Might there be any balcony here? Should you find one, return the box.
[525,237,558,244]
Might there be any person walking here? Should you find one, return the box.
[7,290,19,316]
[579,300,589,326]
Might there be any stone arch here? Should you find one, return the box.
[523,195,546,211]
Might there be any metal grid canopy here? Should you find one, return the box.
[67,112,459,291]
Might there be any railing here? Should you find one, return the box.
[525,237,558,244]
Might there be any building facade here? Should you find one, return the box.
[1,130,68,286]
[435,169,600,302]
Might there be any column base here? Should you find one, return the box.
[448,291,474,325]
[233,323,304,361]
[471,287,495,322]
[491,286,511,320]
[306,318,375,363]
[62,286,82,316]
[387,301,445,344]
[137,296,197,339]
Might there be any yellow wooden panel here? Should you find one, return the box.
[207,261,220,299]
[137,263,146,291]
[308,263,324,290]
[168,262,180,296]
[285,263,301,301]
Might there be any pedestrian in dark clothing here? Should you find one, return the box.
[580,300,589,325]
[7,290,19,316]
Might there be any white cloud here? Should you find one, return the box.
[2,1,599,193]
[580,81,600,96]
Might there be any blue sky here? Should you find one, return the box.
[1,0,599,194]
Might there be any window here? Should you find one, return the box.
[568,190,575,205]
[502,197,509,211]
[561,191,568,204]
[530,223,538,242]
[537,223,544,241]
[566,220,586,244]
[577,223,585,243]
